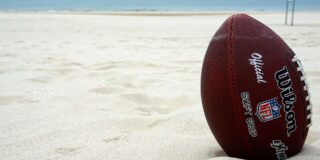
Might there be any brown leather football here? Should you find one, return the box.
[201,14,312,159]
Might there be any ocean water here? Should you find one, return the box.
[0,0,319,11]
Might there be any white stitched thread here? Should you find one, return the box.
[306,96,310,101]
[297,67,302,72]
[292,56,298,62]
[307,113,312,119]
[307,89,311,98]
[307,105,312,110]
[292,55,312,128]
[300,69,306,76]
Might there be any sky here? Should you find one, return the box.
[0,0,319,11]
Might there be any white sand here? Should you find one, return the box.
[0,11,319,160]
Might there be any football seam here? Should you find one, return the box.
[212,34,274,41]
[280,33,312,134]
[227,15,254,158]
[290,55,312,133]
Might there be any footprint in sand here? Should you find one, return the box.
[63,62,83,67]
[32,67,76,77]
[122,82,135,88]
[120,93,160,105]
[0,96,36,105]
[134,106,173,116]
[90,87,120,95]
[130,95,192,116]
[28,76,51,84]
[18,98,39,104]
[147,118,169,128]
[96,65,116,71]
[103,133,130,143]
[54,147,79,155]
[1,53,17,58]
[87,62,118,71]
[53,68,77,76]
[134,107,153,116]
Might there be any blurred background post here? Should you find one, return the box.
[285,0,296,26]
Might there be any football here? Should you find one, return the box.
[201,14,312,159]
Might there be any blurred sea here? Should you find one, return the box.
[0,0,319,11]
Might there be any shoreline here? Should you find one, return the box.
[0,10,320,16]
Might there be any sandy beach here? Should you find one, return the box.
[0,11,319,160]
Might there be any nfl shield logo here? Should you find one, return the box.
[256,98,282,122]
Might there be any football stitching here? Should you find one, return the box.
[227,15,254,158]
[291,56,312,128]
[274,33,312,136]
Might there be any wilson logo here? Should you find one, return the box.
[275,66,297,137]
